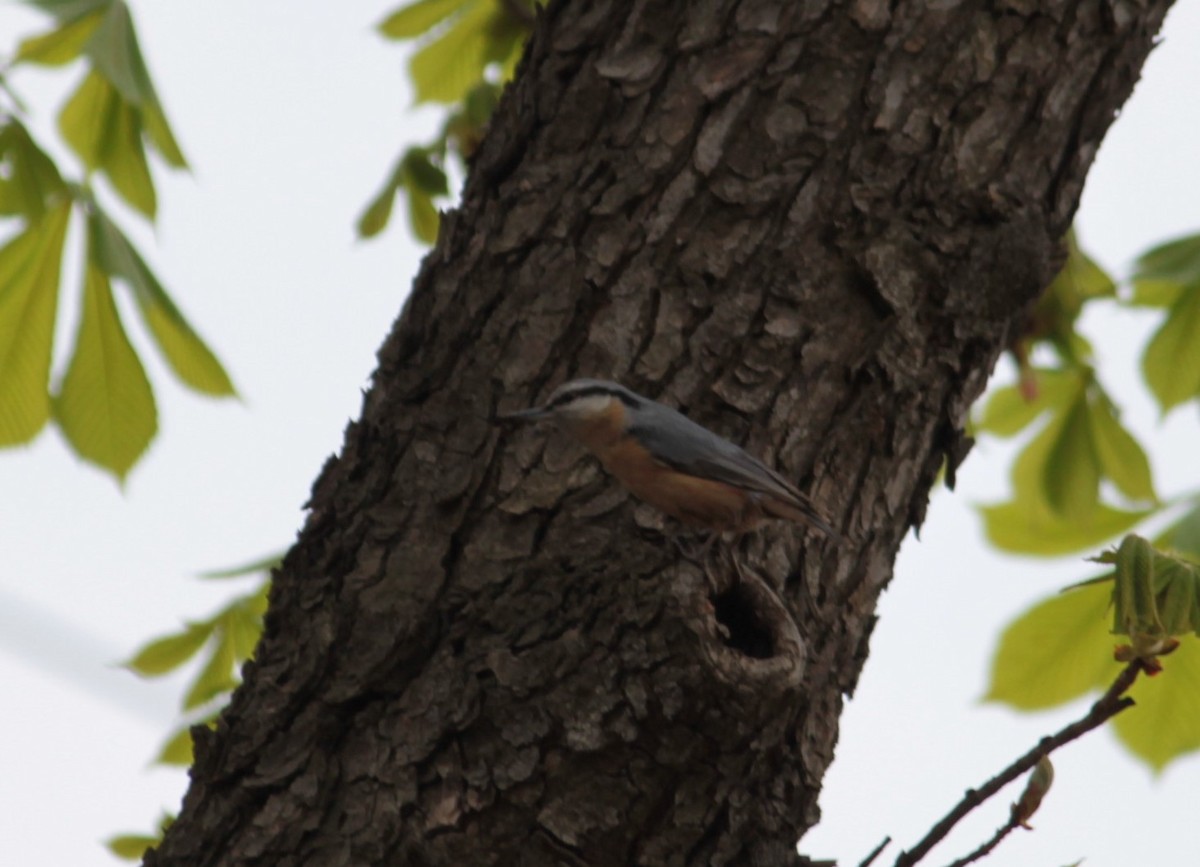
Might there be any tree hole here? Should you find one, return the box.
[711,583,774,659]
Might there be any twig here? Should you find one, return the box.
[859,836,891,867]
[893,660,1144,867]
[943,816,1019,867]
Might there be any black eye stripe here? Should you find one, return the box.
[550,387,639,409]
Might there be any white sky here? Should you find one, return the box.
[0,2,1197,865]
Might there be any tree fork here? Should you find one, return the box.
[147,1,1173,864]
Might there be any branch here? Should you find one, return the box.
[943,816,1019,867]
[859,836,891,867]
[893,660,1144,867]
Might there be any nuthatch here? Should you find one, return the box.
[500,379,837,540]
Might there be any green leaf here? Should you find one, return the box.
[89,211,236,396]
[227,599,264,661]
[974,368,1079,438]
[142,101,188,168]
[104,97,157,217]
[985,581,1117,710]
[84,1,160,107]
[1042,395,1099,521]
[1056,233,1116,300]
[0,120,67,219]
[59,71,157,216]
[24,0,111,19]
[15,9,104,66]
[1132,232,1200,301]
[59,69,116,171]
[1086,396,1155,503]
[356,167,403,239]
[106,834,159,861]
[1111,639,1200,771]
[1167,504,1200,560]
[1142,285,1200,414]
[125,621,213,676]
[53,260,157,479]
[1130,278,1184,309]
[0,202,71,446]
[199,552,284,579]
[409,0,497,104]
[183,625,238,710]
[463,80,501,126]
[407,186,440,244]
[402,148,448,196]
[155,725,193,766]
[378,0,471,39]
[1008,387,1073,505]
[981,501,1152,557]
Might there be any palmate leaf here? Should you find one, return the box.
[60,70,157,217]
[1142,285,1200,414]
[409,0,500,104]
[1086,396,1155,503]
[973,367,1080,438]
[981,500,1152,557]
[182,623,238,710]
[1056,231,1117,300]
[1042,395,1100,522]
[155,725,193,767]
[83,0,159,107]
[106,813,172,862]
[0,119,67,220]
[407,185,441,243]
[1167,503,1200,560]
[0,202,71,445]
[15,7,103,66]
[358,148,448,239]
[1130,231,1200,308]
[125,621,213,676]
[199,551,284,580]
[22,0,111,19]
[978,366,1158,555]
[985,580,1117,710]
[357,159,404,239]
[378,0,472,39]
[1112,642,1200,771]
[89,210,235,396]
[989,577,1200,771]
[53,261,157,480]
[106,834,160,862]
[141,101,187,168]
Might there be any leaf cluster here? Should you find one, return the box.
[106,554,280,861]
[1,0,234,480]
[978,232,1200,770]
[358,0,532,243]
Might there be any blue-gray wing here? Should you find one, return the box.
[629,402,815,509]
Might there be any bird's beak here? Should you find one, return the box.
[497,406,551,423]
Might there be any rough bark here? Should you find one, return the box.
[147,1,1172,865]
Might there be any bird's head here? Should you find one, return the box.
[499,379,640,434]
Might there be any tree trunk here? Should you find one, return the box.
[147,1,1172,864]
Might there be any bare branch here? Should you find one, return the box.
[859,836,892,867]
[893,660,1144,867]
[943,816,1019,867]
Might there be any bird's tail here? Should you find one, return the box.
[763,497,840,542]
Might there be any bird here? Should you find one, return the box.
[499,378,838,542]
